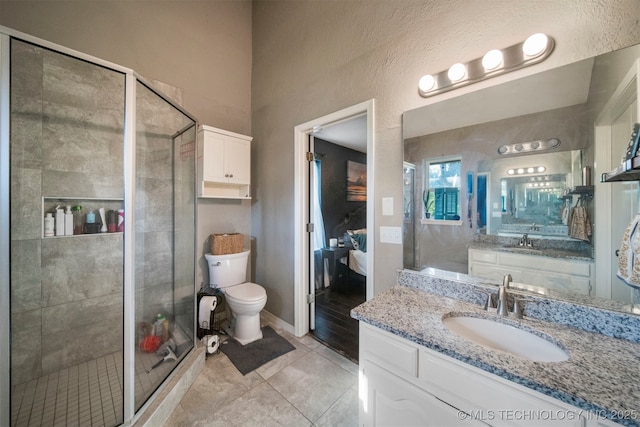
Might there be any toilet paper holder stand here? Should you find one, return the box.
[197,286,226,339]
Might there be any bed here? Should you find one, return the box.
[314,206,367,290]
[334,206,368,279]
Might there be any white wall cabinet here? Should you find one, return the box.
[197,125,252,199]
[359,322,616,426]
[468,248,594,295]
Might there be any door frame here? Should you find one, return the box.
[293,99,375,337]
[594,59,639,299]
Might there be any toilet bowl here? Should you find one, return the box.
[205,250,267,345]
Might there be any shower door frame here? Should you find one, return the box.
[0,25,198,427]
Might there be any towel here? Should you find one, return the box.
[617,214,640,290]
[561,203,569,226]
[568,206,591,241]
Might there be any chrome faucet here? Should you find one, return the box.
[519,233,532,247]
[496,274,511,316]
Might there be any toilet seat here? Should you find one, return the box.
[225,282,266,302]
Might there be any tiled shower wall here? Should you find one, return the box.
[10,38,195,395]
[10,39,126,385]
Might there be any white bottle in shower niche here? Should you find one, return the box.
[44,213,54,237]
[65,206,74,236]
[55,206,65,236]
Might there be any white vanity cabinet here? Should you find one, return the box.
[197,125,252,198]
[359,323,595,427]
[468,248,594,295]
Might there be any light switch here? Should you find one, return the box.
[382,197,393,216]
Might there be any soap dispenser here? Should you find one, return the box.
[86,210,97,234]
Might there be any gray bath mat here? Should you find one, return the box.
[220,326,295,375]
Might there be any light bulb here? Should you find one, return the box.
[517,168,525,174]
[527,167,534,173]
[448,63,466,82]
[507,169,515,175]
[523,33,549,57]
[418,75,436,92]
[482,49,503,71]
[537,166,546,173]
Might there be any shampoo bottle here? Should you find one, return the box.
[44,213,54,237]
[55,206,65,236]
[72,205,83,235]
[99,208,107,233]
[154,314,169,343]
[64,206,73,236]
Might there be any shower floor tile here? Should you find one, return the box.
[11,348,183,427]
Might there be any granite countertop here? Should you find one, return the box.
[468,241,592,261]
[351,285,640,426]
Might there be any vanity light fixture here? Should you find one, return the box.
[482,49,503,71]
[418,74,436,92]
[498,138,560,155]
[418,33,554,98]
[448,63,467,82]
[507,166,546,176]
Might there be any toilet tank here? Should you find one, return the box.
[205,250,249,288]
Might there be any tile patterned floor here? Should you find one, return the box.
[11,345,187,427]
[164,321,360,427]
[11,352,124,427]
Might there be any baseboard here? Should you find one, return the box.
[261,309,295,335]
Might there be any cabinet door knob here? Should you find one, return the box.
[229,174,233,178]
[225,174,229,177]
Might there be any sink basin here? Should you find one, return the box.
[442,315,569,362]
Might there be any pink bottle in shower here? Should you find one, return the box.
[117,209,124,232]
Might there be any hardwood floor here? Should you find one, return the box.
[312,270,366,362]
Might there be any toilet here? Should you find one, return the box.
[205,250,267,345]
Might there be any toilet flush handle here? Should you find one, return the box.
[213,261,221,266]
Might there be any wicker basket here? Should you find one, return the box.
[210,233,244,255]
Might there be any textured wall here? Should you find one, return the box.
[252,0,640,324]
[0,0,252,133]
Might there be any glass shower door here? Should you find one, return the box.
[9,38,126,426]
[133,81,195,410]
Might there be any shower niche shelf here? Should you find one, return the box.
[42,197,124,239]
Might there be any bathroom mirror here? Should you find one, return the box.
[477,150,580,238]
[403,42,640,313]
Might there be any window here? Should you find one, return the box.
[424,158,461,221]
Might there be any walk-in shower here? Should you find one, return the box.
[0,27,197,426]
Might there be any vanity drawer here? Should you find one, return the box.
[500,253,591,277]
[360,323,418,378]
[418,348,585,426]
[470,249,498,264]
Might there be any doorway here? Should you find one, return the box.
[310,122,367,361]
[595,59,639,303]
[293,100,375,352]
